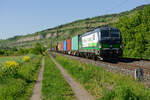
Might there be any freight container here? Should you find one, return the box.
[71,35,79,51]
[50,48,52,51]
[59,41,63,51]
[63,40,67,51]
[61,41,64,51]
[58,42,61,51]
[67,39,72,51]
[52,48,55,51]
[48,48,50,53]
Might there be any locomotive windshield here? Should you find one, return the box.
[111,30,120,37]
[101,29,120,38]
[101,30,109,37]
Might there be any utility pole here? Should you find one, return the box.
[56,26,59,51]
[51,38,52,49]
[86,21,90,32]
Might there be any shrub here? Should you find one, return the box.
[23,56,30,62]
[2,61,19,77]
[0,71,3,79]
[30,43,46,55]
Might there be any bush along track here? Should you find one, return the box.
[42,56,74,100]
[55,54,150,100]
[0,55,42,100]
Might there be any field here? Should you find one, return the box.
[0,55,42,100]
[0,56,22,64]
[0,53,150,100]
[55,54,150,100]
[0,54,35,64]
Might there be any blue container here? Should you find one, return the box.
[63,40,67,51]
[52,48,55,51]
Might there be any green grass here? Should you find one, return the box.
[42,56,74,100]
[0,55,42,100]
[55,54,150,100]
[0,54,35,65]
[0,56,22,64]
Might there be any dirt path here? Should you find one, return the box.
[30,57,45,100]
[50,55,95,100]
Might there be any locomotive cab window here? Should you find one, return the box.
[101,30,109,37]
[101,30,120,38]
[111,30,120,37]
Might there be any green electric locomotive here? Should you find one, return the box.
[78,26,122,59]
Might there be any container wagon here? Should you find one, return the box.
[58,41,64,52]
[67,39,72,54]
[58,42,61,52]
[71,35,80,56]
[63,40,67,53]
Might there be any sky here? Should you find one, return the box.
[0,0,150,39]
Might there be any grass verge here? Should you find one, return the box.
[42,56,74,100]
[55,54,150,100]
[0,55,42,100]
[0,56,22,64]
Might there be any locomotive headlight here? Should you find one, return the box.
[120,45,122,48]
[99,45,102,48]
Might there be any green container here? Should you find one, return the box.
[71,35,79,50]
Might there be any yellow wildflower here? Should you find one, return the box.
[2,60,19,76]
[23,56,30,62]
[4,61,19,69]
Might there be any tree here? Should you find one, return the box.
[0,49,4,55]
[30,43,46,55]
[116,5,150,59]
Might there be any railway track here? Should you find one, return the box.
[99,58,150,75]
[55,52,150,87]
[98,58,150,87]
[106,58,149,74]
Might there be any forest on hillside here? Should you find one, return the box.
[116,5,150,59]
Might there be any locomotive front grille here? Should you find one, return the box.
[100,48,122,57]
